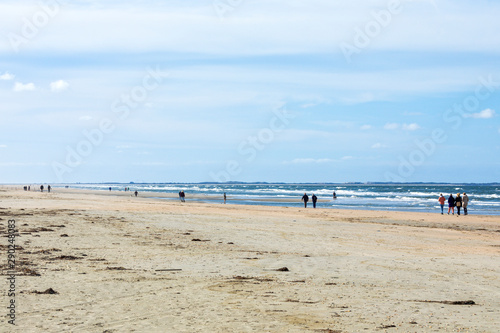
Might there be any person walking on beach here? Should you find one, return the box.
[438,194,446,214]
[40,185,44,192]
[223,192,226,204]
[312,194,318,208]
[301,193,309,208]
[455,193,462,216]
[462,192,469,215]
[180,191,185,202]
[134,191,138,197]
[447,194,455,215]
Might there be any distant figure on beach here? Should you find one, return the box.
[134,191,138,197]
[462,193,469,215]
[109,187,112,191]
[447,194,455,215]
[28,186,30,191]
[312,194,318,208]
[223,192,226,204]
[301,193,309,208]
[438,194,446,214]
[48,185,51,193]
[180,191,185,202]
[333,191,337,199]
[455,193,462,216]
[40,185,44,192]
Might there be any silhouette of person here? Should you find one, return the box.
[301,193,309,208]
[312,194,318,208]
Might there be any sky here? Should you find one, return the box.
[1,0,499,184]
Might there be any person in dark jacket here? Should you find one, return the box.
[312,194,318,208]
[455,193,462,216]
[301,193,309,208]
[447,194,455,215]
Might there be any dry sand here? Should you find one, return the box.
[1,186,499,332]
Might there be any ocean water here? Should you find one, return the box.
[56,183,500,215]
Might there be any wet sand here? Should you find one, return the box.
[1,186,499,332]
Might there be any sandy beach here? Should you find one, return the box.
[1,186,499,332]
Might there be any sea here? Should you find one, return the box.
[56,183,500,216]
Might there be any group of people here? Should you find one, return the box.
[438,193,469,215]
[301,191,337,208]
[23,185,51,192]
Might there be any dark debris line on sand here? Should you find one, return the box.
[413,300,476,305]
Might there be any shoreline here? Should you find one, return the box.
[6,184,500,216]
[1,186,499,332]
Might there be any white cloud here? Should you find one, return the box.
[360,125,372,130]
[384,123,420,131]
[402,123,421,131]
[341,156,353,160]
[0,72,14,80]
[467,108,495,119]
[384,123,399,130]
[287,158,334,164]
[371,143,386,149]
[13,82,35,92]
[0,144,7,148]
[79,116,93,121]
[50,80,69,92]
[1,1,499,55]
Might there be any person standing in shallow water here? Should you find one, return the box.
[223,193,226,204]
[447,194,455,215]
[462,192,469,215]
[438,194,446,214]
[312,194,318,208]
[455,193,462,216]
[301,193,309,208]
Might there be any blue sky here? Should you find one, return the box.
[1,0,499,183]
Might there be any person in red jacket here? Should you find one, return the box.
[438,194,446,214]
